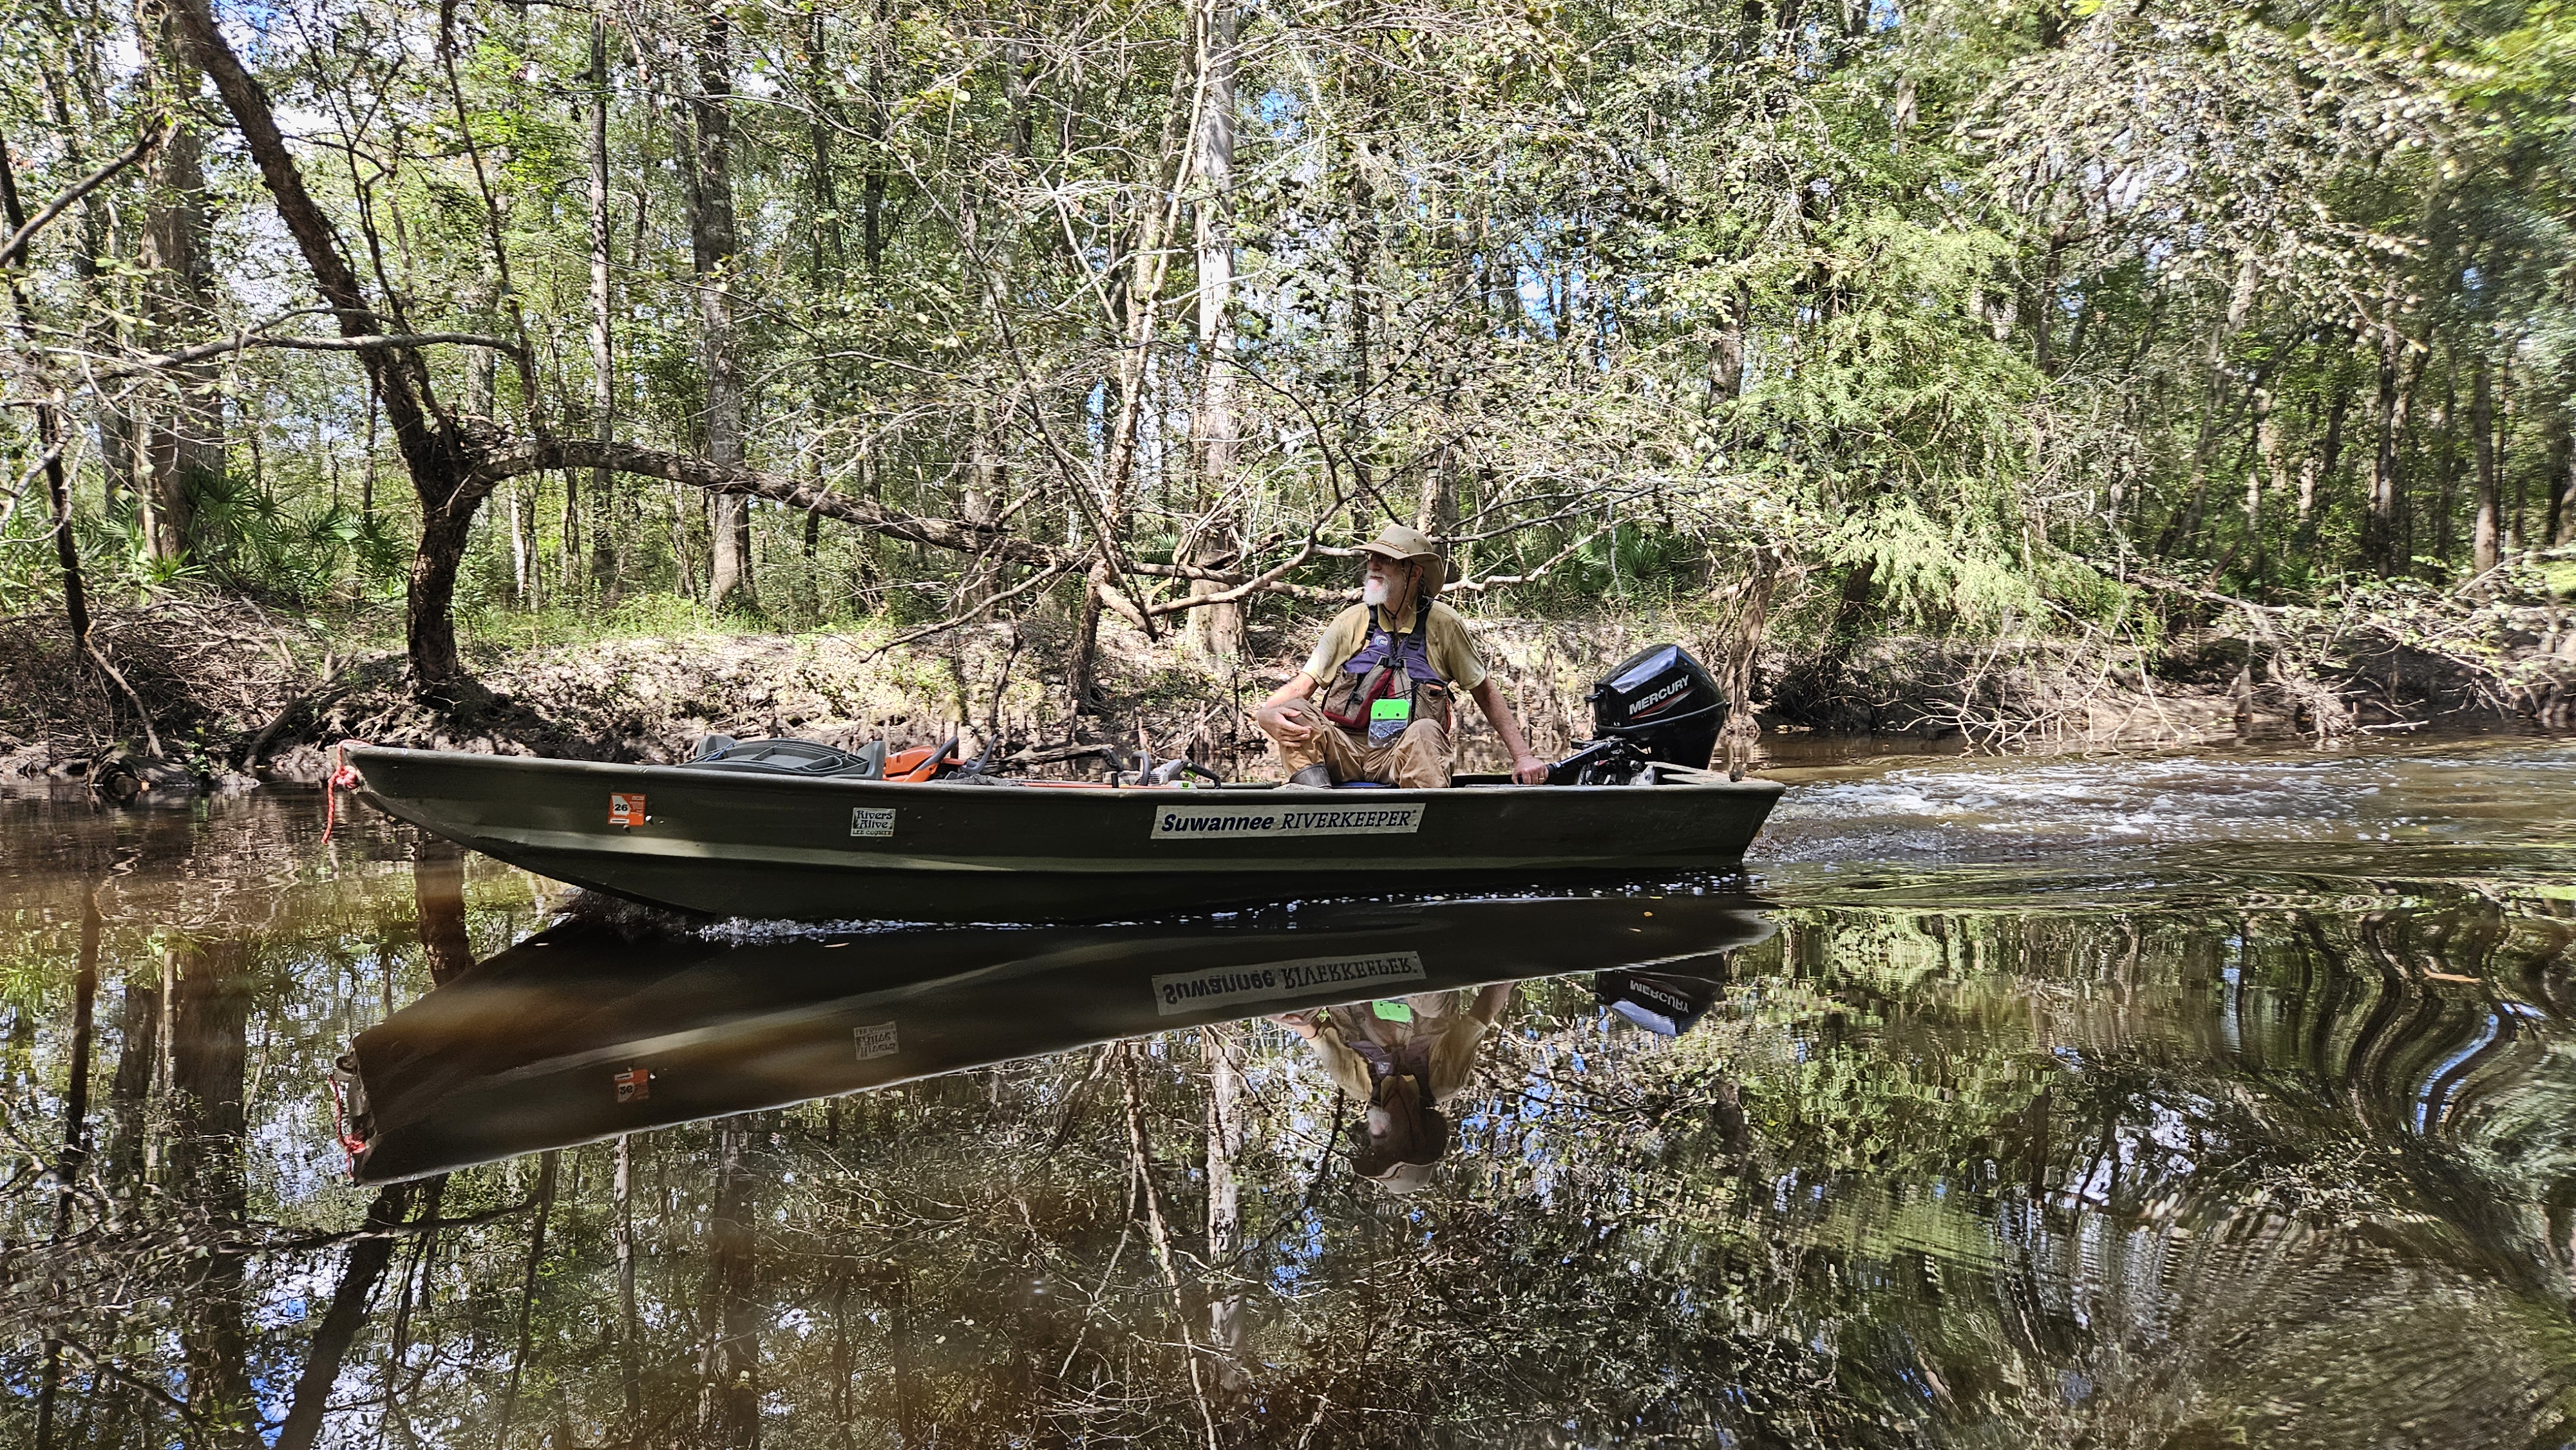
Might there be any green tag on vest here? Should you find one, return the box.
[1371,1000,1414,1022]
[1367,695,1412,745]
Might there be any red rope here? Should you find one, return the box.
[321,739,367,842]
[327,1069,367,1162]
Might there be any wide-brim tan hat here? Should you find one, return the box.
[1353,522,1447,596]
[1365,1160,1437,1194]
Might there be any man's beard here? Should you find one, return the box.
[1361,576,1390,606]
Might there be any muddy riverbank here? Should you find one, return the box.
[3,574,2570,790]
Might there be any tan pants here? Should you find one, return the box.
[1271,701,1452,787]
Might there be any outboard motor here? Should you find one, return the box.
[1593,970,1723,1037]
[1548,643,1728,785]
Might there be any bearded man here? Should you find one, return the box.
[1252,523,1548,788]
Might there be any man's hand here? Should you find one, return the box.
[1256,699,1313,744]
[1471,677,1551,786]
[1256,673,1320,746]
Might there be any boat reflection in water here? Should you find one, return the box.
[343,887,1773,1183]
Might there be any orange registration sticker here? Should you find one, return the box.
[614,1067,650,1103]
[609,792,647,827]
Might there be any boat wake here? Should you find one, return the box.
[1753,740,2576,880]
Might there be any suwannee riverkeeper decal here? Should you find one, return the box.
[1150,802,1426,840]
[1151,951,1428,1015]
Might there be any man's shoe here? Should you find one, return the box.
[1288,764,1334,789]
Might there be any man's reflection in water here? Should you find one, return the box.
[1273,983,1515,1192]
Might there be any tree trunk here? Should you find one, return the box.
[672,484,702,599]
[616,1135,643,1433]
[171,939,256,1450]
[690,15,753,614]
[2032,223,2067,377]
[274,1181,421,1450]
[31,885,98,1450]
[2158,386,2231,558]
[862,0,891,276]
[493,1150,560,1450]
[2251,384,2291,588]
[1341,123,1378,505]
[806,6,846,278]
[2432,368,2460,563]
[167,0,488,692]
[1070,44,1200,706]
[1717,549,1780,776]
[507,482,531,605]
[104,976,160,1190]
[37,54,140,513]
[561,469,583,595]
[1414,446,1459,546]
[1204,1024,1247,1392]
[588,12,619,594]
[698,1119,762,1449]
[137,19,222,564]
[2302,384,2349,523]
[37,395,93,657]
[1708,280,1750,404]
[1186,0,1243,661]
[805,5,851,625]
[407,501,481,693]
[2548,407,2573,547]
[2472,354,2499,574]
[2366,331,2420,576]
[953,186,1005,612]
[0,133,99,668]
[413,838,477,984]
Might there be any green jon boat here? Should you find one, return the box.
[341,642,1785,923]
[346,744,1785,923]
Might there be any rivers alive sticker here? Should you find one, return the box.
[853,1022,899,1060]
[1150,802,1425,840]
[849,807,897,838]
[609,793,647,828]
[1151,951,1428,1015]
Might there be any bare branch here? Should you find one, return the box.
[481,431,1069,568]
[55,332,524,384]
[0,116,171,268]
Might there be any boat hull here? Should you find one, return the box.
[346,745,1786,922]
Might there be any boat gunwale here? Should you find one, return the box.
[343,743,1790,800]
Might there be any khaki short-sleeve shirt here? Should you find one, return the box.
[1300,600,1489,693]
[1297,984,1516,1106]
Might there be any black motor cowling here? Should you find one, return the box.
[1548,644,1726,784]
[1591,643,1726,765]
[1593,970,1723,1037]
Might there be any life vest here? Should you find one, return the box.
[1341,1019,1437,1098]
[1318,606,1454,742]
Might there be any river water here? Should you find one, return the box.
[3,737,2573,1447]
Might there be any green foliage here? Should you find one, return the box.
[0,0,2569,665]
[1822,498,2049,634]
